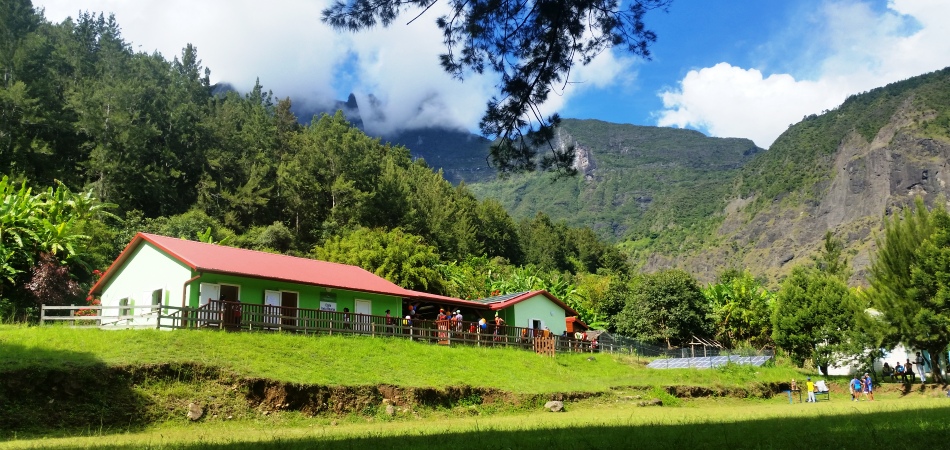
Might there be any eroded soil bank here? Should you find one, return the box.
[0,363,827,433]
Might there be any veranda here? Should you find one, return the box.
[40,299,599,354]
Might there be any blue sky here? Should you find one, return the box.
[36,0,950,148]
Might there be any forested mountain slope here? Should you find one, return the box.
[467,120,762,248]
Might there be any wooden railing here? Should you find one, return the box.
[39,301,600,354]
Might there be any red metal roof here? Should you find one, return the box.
[90,234,580,317]
[90,233,450,300]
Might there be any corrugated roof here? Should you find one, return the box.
[91,233,448,301]
[89,234,581,317]
[466,291,531,305]
[471,290,579,316]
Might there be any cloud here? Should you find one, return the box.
[35,0,498,136]
[656,0,950,148]
[657,63,846,147]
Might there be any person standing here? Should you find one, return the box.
[385,309,394,334]
[915,351,928,383]
[806,377,816,403]
[493,313,505,341]
[849,375,861,401]
[905,359,915,383]
[863,373,874,401]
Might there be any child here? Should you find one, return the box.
[806,377,816,403]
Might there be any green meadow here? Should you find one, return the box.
[0,325,801,392]
[3,325,948,449]
[2,397,947,449]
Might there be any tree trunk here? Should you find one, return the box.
[925,347,945,383]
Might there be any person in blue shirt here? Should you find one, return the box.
[863,373,874,401]
[850,375,862,401]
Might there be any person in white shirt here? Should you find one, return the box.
[915,352,928,383]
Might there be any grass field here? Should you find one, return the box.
[4,325,948,449]
[0,325,802,392]
[2,395,947,449]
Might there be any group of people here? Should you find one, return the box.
[849,373,874,401]
[882,352,929,383]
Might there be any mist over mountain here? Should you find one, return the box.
[287,92,493,183]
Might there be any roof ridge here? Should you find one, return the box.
[141,232,384,274]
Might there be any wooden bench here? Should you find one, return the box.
[814,390,830,401]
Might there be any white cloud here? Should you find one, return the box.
[657,63,845,147]
[35,0,497,135]
[656,0,950,148]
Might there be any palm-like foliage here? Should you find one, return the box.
[0,177,112,319]
[703,272,774,348]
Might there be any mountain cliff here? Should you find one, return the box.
[650,67,950,285]
[469,68,950,285]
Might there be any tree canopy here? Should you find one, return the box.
[321,0,671,175]
[869,198,950,382]
[771,233,859,375]
[613,269,709,348]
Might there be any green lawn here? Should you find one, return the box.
[2,395,946,449]
[11,324,936,448]
[0,325,802,393]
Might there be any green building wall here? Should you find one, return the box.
[510,294,567,335]
[187,272,402,317]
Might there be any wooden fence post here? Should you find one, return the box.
[40,304,46,325]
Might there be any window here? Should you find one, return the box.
[119,298,130,317]
[151,289,163,312]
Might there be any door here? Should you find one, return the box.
[199,283,219,307]
[264,290,281,328]
[531,319,543,337]
[281,291,298,327]
[355,299,371,332]
[198,283,219,325]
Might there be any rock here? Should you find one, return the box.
[187,402,204,421]
[544,400,564,412]
[385,404,395,417]
[587,356,596,361]
[637,398,663,407]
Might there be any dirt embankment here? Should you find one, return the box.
[0,363,800,432]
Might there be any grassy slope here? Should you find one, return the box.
[1,325,801,393]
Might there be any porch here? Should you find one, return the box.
[40,300,599,354]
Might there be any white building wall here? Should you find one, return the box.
[98,242,192,328]
[827,344,942,378]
